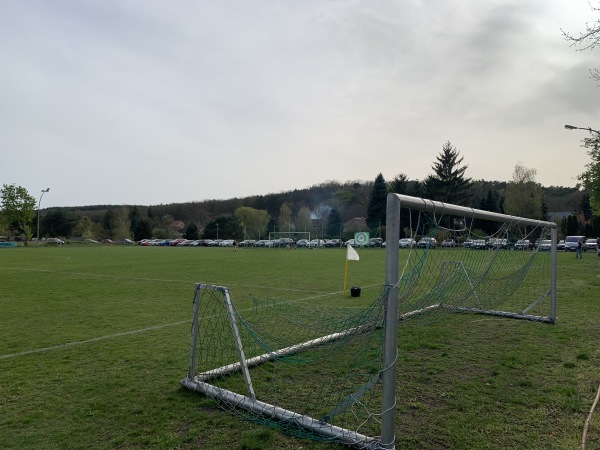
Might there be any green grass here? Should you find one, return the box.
[1,246,599,449]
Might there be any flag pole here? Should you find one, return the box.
[343,257,349,296]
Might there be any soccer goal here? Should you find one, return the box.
[181,193,557,449]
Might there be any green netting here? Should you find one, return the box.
[183,284,389,448]
[181,201,554,449]
[395,210,553,324]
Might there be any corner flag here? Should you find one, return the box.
[343,244,360,295]
[347,244,360,261]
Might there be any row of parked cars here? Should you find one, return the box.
[139,238,233,247]
[112,236,600,252]
[382,237,577,251]
[136,238,349,248]
[135,237,389,248]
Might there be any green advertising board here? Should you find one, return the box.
[354,232,369,247]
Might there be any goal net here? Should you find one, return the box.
[181,193,557,449]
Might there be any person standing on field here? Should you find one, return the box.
[576,239,583,259]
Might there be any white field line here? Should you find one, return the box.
[0,320,189,360]
[2,267,195,285]
[1,267,381,360]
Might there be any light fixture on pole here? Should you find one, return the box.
[564,124,600,135]
[36,188,50,246]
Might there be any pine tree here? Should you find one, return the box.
[183,221,199,240]
[424,141,473,205]
[580,193,593,221]
[133,219,152,241]
[389,173,408,194]
[326,208,342,239]
[366,173,388,230]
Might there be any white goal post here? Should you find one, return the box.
[181,193,558,450]
[380,193,558,447]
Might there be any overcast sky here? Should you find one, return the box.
[2,1,600,208]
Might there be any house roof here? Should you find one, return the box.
[343,217,367,229]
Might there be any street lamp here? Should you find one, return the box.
[564,124,600,135]
[36,188,50,246]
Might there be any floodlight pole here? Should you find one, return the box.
[564,124,600,136]
[36,188,50,246]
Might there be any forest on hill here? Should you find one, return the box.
[51,176,587,243]
[67,179,580,223]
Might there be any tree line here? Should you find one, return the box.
[2,141,599,243]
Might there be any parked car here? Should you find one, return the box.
[584,238,598,252]
[344,239,355,246]
[487,238,508,249]
[308,239,325,248]
[472,239,487,250]
[399,238,416,248]
[538,240,552,251]
[494,239,509,249]
[238,239,256,247]
[368,238,383,247]
[325,239,343,248]
[441,239,456,248]
[557,240,565,250]
[514,239,532,250]
[462,239,474,248]
[564,236,586,252]
[296,239,310,248]
[148,239,169,246]
[416,237,437,248]
[279,238,295,247]
[46,238,65,245]
[117,238,135,245]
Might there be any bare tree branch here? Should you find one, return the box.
[561,3,600,82]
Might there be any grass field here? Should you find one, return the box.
[1,245,599,449]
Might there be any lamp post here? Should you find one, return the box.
[36,188,50,246]
[564,124,600,135]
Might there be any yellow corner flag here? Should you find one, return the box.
[343,244,360,295]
